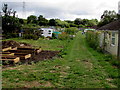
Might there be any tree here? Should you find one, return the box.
[2,4,21,34]
[27,15,38,24]
[55,19,70,28]
[49,19,56,26]
[98,10,117,27]
[19,19,24,24]
[38,15,48,26]
[74,18,82,25]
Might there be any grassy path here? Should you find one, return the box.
[2,32,118,88]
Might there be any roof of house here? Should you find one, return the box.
[98,19,120,30]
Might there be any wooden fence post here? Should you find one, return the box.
[117,29,120,60]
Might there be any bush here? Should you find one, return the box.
[64,27,78,35]
[5,33,18,39]
[22,34,39,40]
[58,33,69,40]
[86,31,99,49]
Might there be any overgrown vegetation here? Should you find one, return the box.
[86,31,100,49]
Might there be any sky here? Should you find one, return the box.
[0,0,120,21]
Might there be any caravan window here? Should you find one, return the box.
[111,32,115,45]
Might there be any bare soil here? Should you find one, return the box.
[25,50,60,63]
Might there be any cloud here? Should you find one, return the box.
[0,0,119,20]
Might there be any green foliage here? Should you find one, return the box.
[27,15,38,24]
[2,4,21,35]
[22,24,41,29]
[58,33,69,40]
[64,27,78,35]
[49,19,56,26]
[22,34,39,40]
[74,18,82,25]
[38,15,48,26]
[5,33,18,39]
[98,10,117,27]
[86,31,99,49]
[55,19,70,28]
[74,18,98,28]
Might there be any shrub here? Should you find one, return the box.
[5,33,18,39]
[64,27,78,35]
[86,31,100,49]
[22,34,39,40]
[58,33,69,40]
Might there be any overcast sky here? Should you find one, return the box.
[0,0,120,21]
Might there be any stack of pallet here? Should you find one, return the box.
[0,46,42,64]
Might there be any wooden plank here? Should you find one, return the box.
[14,54,31,59]
[1,53,31,60]
[7,49,35,53]
[2,55,18,59]
[11,47,17,50]
[0,52,14,56]
[1,52,14,54]
[0,57,20,63]
[36,48,42,53]
[2,47,12,51]
[17,47,42,54]
[17,47,35,50]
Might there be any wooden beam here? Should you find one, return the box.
[0,57,20,63]
[2,47,12,51]
[117,29,120,60]
[14,53,31,59]
[8,48,42,54]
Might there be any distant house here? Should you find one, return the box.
[39,28,54,37]
[97,19,120,56]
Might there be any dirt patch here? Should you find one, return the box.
[27,50,60,63]
[2,40,32,48]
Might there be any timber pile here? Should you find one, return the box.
[1,40,42,64]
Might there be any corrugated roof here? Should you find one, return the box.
[98,19,120,30]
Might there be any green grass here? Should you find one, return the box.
[2,32,118,88]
